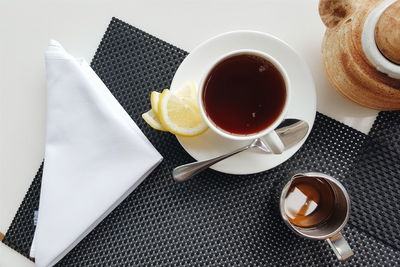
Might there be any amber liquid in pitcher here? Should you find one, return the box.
[202,53,286,135]
[284,177,335,228]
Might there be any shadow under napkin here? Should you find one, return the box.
[3,18,400,266]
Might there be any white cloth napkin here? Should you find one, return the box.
[30,40,163,267]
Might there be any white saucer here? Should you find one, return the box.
[170,31,316,175]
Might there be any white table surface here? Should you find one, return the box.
[0,0,378,265]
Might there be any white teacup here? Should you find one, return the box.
[198,49,291,154]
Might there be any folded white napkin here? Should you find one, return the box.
[30,40,162,267]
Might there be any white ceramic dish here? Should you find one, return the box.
[170,30,316,175]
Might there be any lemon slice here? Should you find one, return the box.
[175,81,198,104]
[174,81,200,113]
[141,109,166,131]
[158,89,208,137]
[150,91,161,116]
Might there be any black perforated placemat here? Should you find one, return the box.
[3,18,400,266]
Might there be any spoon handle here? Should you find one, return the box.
[172,145,251,182]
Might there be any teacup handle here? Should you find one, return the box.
[262,131,285,154]
[326,232,354,261]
